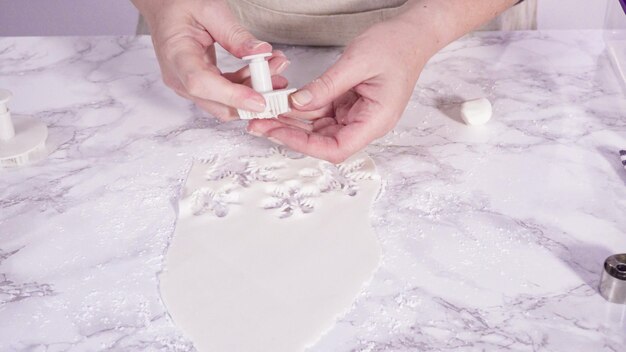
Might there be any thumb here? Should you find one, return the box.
[290,50,369,111]
[200,2,271,58]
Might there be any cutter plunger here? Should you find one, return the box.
[237,53,296,120]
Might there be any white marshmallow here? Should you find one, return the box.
[460,98,492,126]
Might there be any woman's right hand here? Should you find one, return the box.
[132,0,290,121]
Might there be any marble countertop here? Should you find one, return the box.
[1,30,625,351]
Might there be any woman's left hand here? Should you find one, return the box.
[246,18,436,163]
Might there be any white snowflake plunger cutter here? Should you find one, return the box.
[237,53,296,120]
[0,89,48,167]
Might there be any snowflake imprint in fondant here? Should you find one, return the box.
[191,151,374,219]
[189,185,239,218]
[317,158,374,196]
[262,182,319,218]
[201,155,284,187]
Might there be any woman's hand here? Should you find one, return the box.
[132,0,290,121]
[247,0,518,163]
[247,18,432,163]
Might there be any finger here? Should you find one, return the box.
[199,2,272,58]
[281,91,356,122]
[266,127,343,162]
[272,50,287,58]
[267,54,291,77]
[170,41,266,112]
[190,75,288,122]
[279,105,334,121]
[172,79,239,121]
[247,109,321,137]
[251,75,289,89]
[314,124,343,137]
[312,117,338,131]
[332,90,359,123]
[164,74,189,98]
[194,73,289,122]
[267,97,388,162]
[247,119,290,136]
[290,48,372,111]
[192,98,238,122]
[246,115,312,136]
[266,121,377,163]
[207,44,217,66]
[271,75,289,90]
[224,51,289,83]
[277,115,314,131]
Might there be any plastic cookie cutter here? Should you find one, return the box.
[237,53,296,120]
[0,89,48,167]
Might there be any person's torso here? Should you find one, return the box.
[226,0,410,46]
[227,0,537,46]
[137,0,537,45]
[237,0,408,16]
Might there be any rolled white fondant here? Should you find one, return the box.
[460,98,492,126]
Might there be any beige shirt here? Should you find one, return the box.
[226,0,409,46]
[226,0,537,46]
[137,1,537,46]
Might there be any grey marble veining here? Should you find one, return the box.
[0,31,625,351]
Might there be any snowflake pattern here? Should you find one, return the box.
[188,184,238,218]
[265,146,305,160]
[317,158,374,196]
[262,182,319,218]
[188,149,374,219]
[201,155,284,187]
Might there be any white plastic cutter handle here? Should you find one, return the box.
[242,53,273,93]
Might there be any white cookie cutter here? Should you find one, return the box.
[0,89,48,167]
[237,53,296,120]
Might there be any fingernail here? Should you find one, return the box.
[267,137,284,146]
[247,39,269,51]
[244,97,266,112]
[273,50,286,58]
[247,128,263,137]
[291,89,313,106]
[276,60,290,74]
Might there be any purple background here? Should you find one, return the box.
[0,0,138,36]
[0,0,614,36]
